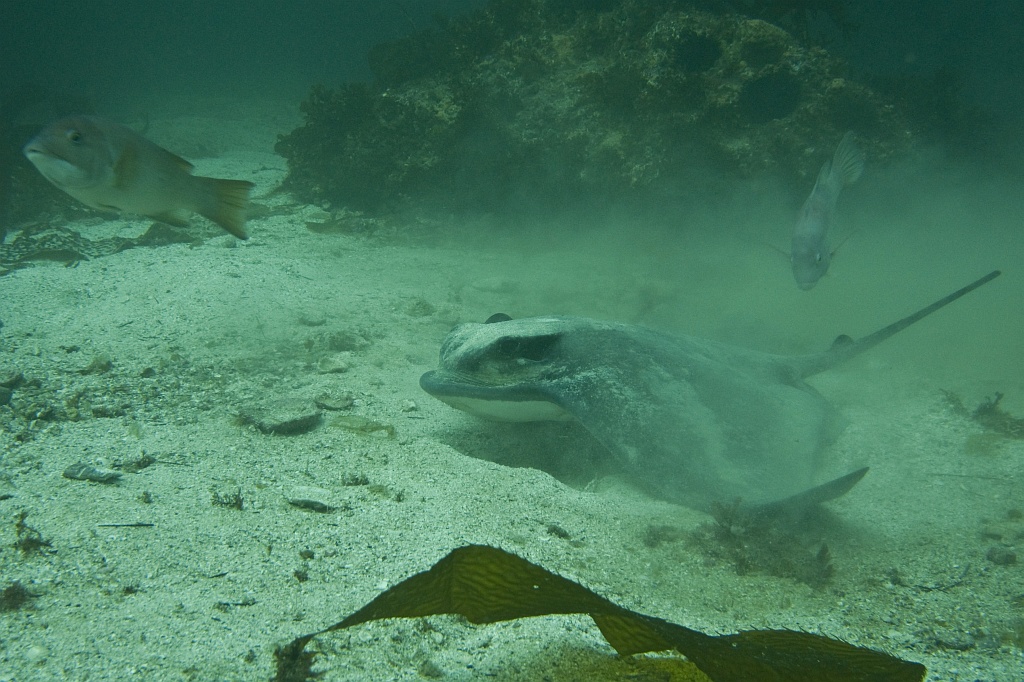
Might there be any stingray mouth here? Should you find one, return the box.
[420,369,550,402]
[419,370,570,422]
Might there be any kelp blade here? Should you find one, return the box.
[277,545,925,682]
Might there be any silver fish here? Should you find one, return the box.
[791,131,864,289]
[23,116,253,239]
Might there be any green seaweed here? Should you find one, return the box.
[273,544,925,682]
[0,581,36,611]
[14,511,53,556]
[943,390,1024,440]
[685,499,836,587]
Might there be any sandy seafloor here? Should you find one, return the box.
[0,98,1022,682]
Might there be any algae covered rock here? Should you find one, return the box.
[276,0,909,212]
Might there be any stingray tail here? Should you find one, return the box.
[796,270,1001,377]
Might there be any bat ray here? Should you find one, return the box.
[420,271,1000,510]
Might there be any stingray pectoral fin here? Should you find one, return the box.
[758,467,869,514]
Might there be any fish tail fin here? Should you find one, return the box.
[198,178,254,239]
[833,131,864,186]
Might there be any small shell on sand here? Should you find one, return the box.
[63,462,121,484]
[316,353,352,374]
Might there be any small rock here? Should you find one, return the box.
[931,629,976,652]
[418,659,444,678]
[297,312,327,327]
[286,486,344,513]
[985,545,1017,566]
[288,498,336,513]
[324,330,369,352]
[237,401,321,436]
[0,370,24,389]
[24,644,48,664]
[316,353,351,374]
[77,355,113,375]
[405,298,436,317]
[314,392,354,411]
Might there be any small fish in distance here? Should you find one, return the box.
[23,116,254,239]
[790,131,864,289]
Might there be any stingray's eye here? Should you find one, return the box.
[814,252,822,263]
[493,333,560,362]
[66,129,83,144]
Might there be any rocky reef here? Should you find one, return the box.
[276,0,910,213]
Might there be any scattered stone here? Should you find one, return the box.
[286,486,344,514]
[24,644,48,664]
[341,472,370,486]
[0,369,24,389]
[236,401,321,435]
[316,353,351,374]
[313,392,354,411]
[63,461,122,484]
[986,546,1017,566]
[77,354,113,375]
[931,629,976,652]
[322,330,370,352]
[418,659,444,678]
[404,298,436,317]
[296,312,327,327]
[288,498,336,514]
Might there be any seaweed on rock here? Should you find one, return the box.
[276,0,908,214]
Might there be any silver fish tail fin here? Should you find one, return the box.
[198,178,254,240]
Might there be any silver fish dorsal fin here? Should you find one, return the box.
[832,131,864,186]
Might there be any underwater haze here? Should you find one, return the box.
[1,2,1022,681]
